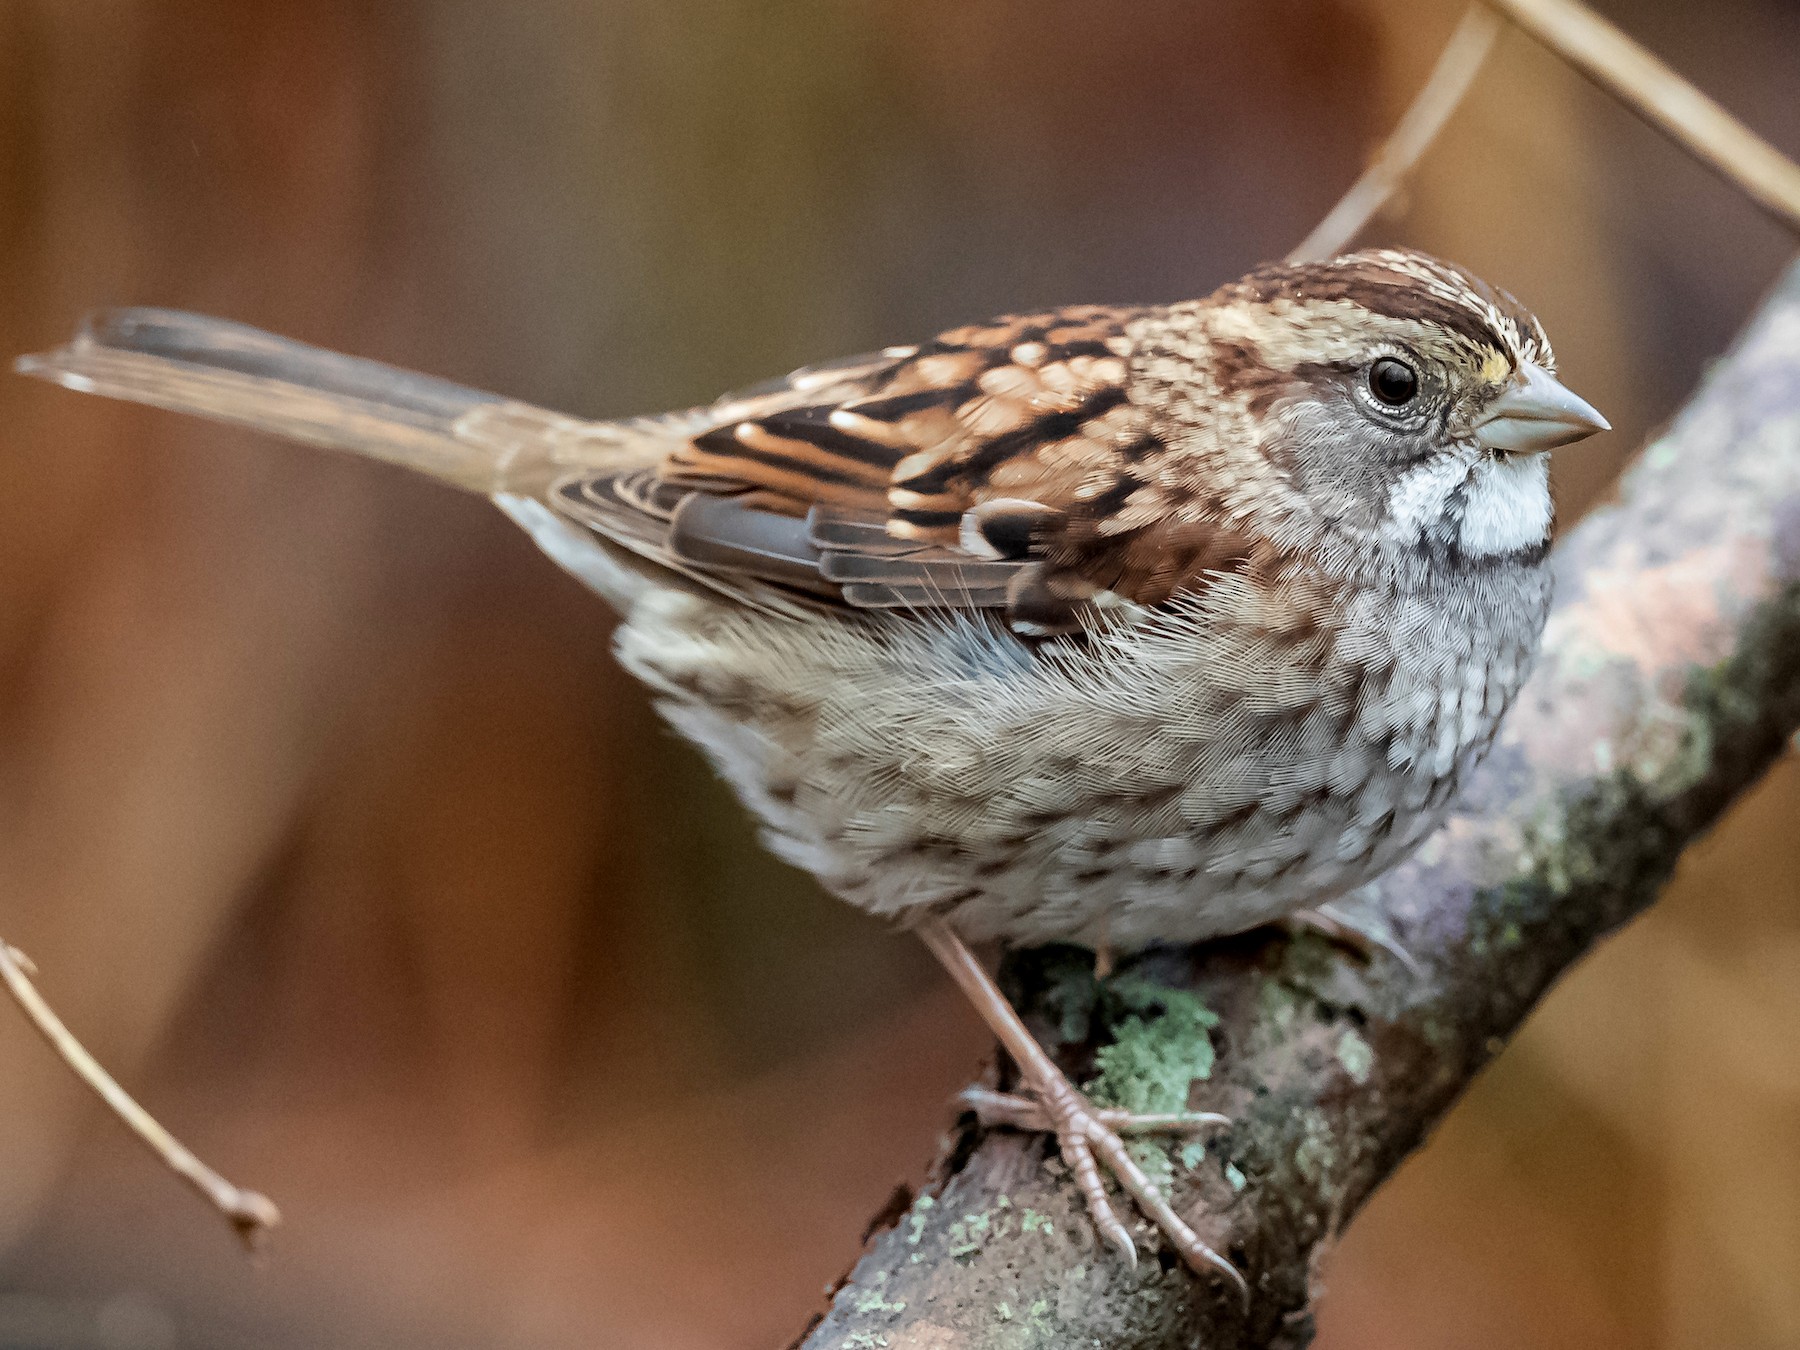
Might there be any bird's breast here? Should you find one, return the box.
[614,557,1551,948]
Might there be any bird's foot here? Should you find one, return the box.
[961,1085,1228,1137]
[916,916,1246,1303]
[960,1080,1246,1304]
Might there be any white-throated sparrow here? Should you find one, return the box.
[17,248,1607,1293]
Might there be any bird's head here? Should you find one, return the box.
[1143,247,1609,569]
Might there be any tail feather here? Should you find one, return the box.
[15,308,738,612]
[15,308,614,494]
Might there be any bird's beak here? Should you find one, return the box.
[1473,362,1610,454]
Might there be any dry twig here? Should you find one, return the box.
[0,940,280,1250]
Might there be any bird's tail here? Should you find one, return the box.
[15,308,642,495]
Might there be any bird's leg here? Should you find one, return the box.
[1091,913,1115,980]
[914,917,1246,1302]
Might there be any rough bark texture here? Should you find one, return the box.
[792,257,1800,1350]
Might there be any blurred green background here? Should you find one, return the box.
[0,1,1796,1346]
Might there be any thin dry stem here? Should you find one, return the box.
[1289,5,1502,263]
[0,940,280,1251]
[1486,0,1800,233]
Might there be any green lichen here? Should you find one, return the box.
[998,1298,1060,1348]
[853,1273,906,1318]
[1081,976,1222,1190]
[1335,1027,1374,1085]
[1224,1161,1248,1192]
[1254,974,1304,1034]
[948,1203,1017,1259]
[1672,587,1800,790]
[1086,977,1218,1113]
[1293,1114,1336,1185]
[1019,1208,1054,1236]
[946,1212,986,1258]
[853,1290,906,1317]
[840,1335,888,1350]
[902,1194,934,1246]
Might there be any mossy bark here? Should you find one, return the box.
[793,258,1800,1350]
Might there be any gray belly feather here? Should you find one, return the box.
[615,563,1549,950]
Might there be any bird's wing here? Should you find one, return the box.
[556,305,1261,634]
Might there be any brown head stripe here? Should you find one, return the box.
[1221,259,1531,357]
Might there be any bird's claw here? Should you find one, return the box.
[960,1081,1247,1307]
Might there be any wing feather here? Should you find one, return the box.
[546,303,1249,630]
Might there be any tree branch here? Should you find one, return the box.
[793,260,1800,1349]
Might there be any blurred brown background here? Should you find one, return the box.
[0,2,1796,1347]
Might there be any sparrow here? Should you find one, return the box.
[16,248,1608,1294]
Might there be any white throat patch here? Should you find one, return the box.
[1458,453,1551,557]
[1385,450,1551,559]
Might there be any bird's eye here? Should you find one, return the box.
[1368,357,1420,407]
